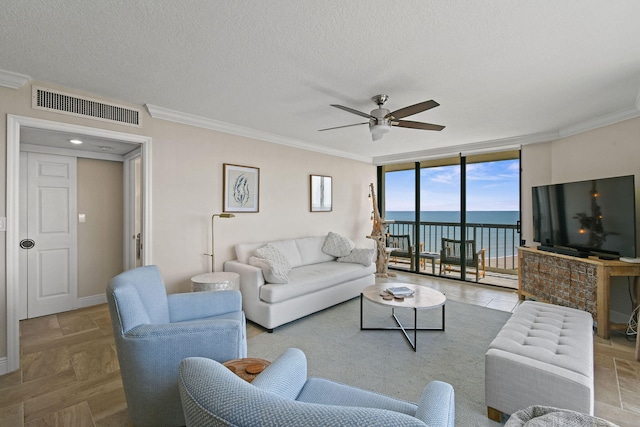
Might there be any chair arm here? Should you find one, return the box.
[251,347,308,400]
[121,319,246,369]
[415,381,455,427]
[126,318,243,339]
[297,377,418,416]
[168,290,242,322]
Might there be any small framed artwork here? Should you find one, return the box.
[224,164,260,213]
[310,175,332,212]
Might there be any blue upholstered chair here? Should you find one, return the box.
[106,265,247,427]
[178,347,455,427]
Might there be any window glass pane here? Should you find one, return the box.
[384,169,415,271]
[466,159,520,222]
[385,169,415,220]
[420,164,461,222]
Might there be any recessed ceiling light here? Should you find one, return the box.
[69,139,83,145]
[99,146,114,152]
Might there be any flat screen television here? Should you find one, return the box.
[532,175,636,259]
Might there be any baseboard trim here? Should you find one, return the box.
[77,294,107,309]
[0,357,7,375]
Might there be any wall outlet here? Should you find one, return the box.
[0,217,6,231]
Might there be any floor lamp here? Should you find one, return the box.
[206,213,235,272]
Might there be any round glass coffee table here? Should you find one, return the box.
[360,283,446,351]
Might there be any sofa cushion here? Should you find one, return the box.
[268,240,304,267]
[251,244,292,284]
[322,232,355,257]
[249,256,289,284]
[235,239,303,267]
[235,242,267,264]
[295,236,336,265]
[259,261,375,303]
[338,248,375,266]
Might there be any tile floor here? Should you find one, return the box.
[0,272,638,426]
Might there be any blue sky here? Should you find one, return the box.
[385,159,520,211]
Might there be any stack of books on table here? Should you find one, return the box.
[385,286,414,297]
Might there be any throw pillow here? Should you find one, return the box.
[322,231,355,257]
[337,248,375,266]
[249,256,289,284]
[252,244,292,284]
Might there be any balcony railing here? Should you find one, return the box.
[386,220,520,272]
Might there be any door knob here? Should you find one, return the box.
[20,239,35,249]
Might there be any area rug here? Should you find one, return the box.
[247,297,511,426]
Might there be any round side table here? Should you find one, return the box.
[223,358,271,382]
[191,271,240,292]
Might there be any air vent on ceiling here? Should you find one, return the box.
[32,85,141,127]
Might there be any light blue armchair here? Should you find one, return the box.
[178,347,455,427]
[106,265,247,427]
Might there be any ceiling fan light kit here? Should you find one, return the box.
[319,94,445,141]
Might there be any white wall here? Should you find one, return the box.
[0,82,376,361]
[77,158,124,298]
[521,116,640,319]
[148,118,376,292]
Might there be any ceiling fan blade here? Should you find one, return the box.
[393,120,445,131]
[318,122,368,132]
[331,104,375,119]
[387,100,439,120]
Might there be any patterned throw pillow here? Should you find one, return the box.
[251,244,292,284]
[322,232,355,257]
[337,248,375,266]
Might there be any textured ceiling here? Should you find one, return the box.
[2,1,640,164]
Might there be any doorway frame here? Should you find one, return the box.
[5,114,153,373]
[123,148,143,270]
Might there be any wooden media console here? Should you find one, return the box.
[517,247,640,345]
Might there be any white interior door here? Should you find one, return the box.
[25,152,78,318]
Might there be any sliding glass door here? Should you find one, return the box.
[382,152,520,286]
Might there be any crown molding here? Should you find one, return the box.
[145,104,373,164]
[0,69,31,89]
[374,101,640,165]
[146,95,640,167]
[558,105,640,138]
[372,131,560,165]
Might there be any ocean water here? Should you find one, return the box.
[385,211,520,225]
[385,211,520,258]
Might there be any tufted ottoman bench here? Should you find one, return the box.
[485,301,594,422]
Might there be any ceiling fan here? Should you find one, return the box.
[319,94,445,141]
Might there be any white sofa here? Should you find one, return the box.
[224,235,376,331]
